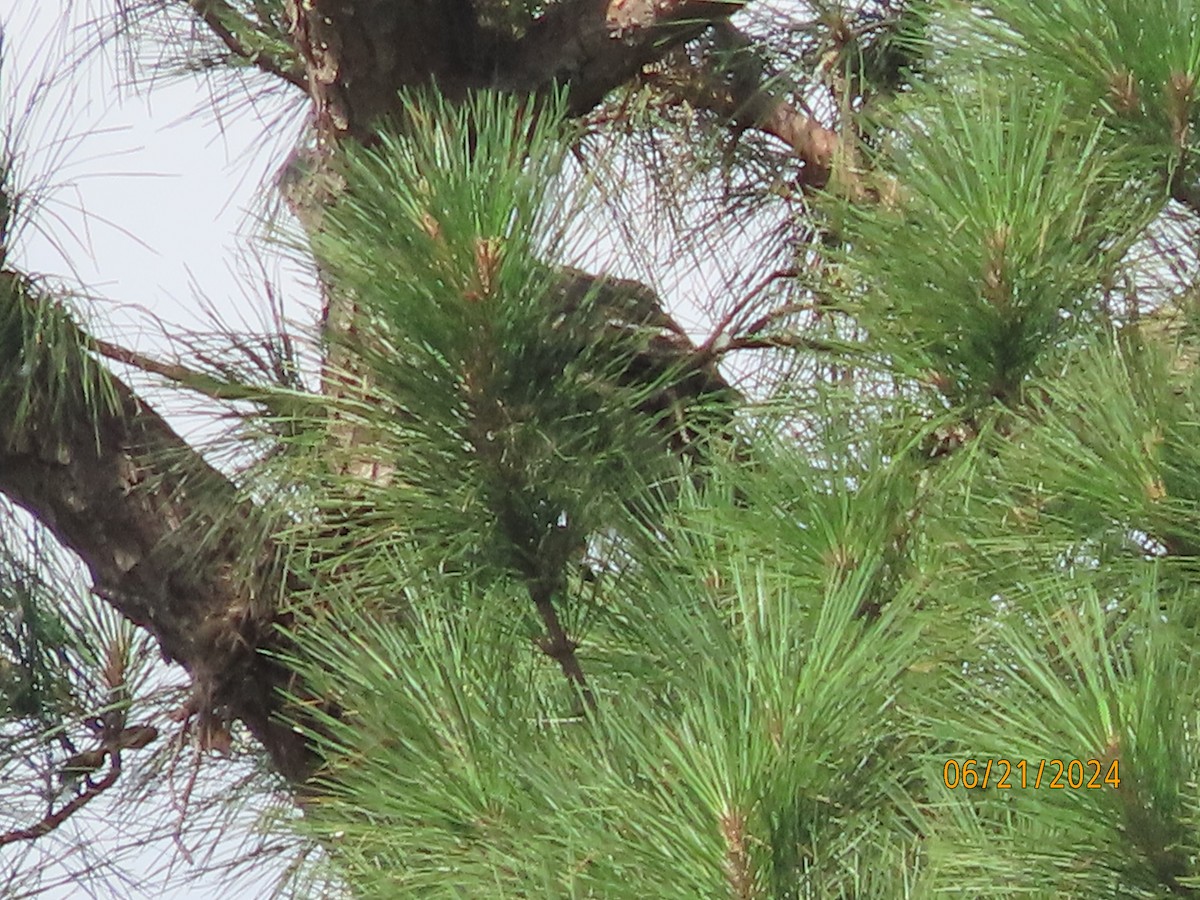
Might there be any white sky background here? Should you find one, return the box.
[0,2,795,896]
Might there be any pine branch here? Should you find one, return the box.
[715,333,839,354]
[529,579,596,712]
[90,334,303,409]
[701,268,799,353]
[509,1,753,114]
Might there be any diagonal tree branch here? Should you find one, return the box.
[643,20,840,187]
[0,271,312,782]
[502,0,752,114]
[0,754,122,847]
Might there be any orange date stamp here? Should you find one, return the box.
[942,758,1120,790]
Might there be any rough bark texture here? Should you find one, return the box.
[0,273,312,780]
[0,0,847,787]
[288,1,756,142]
[282,0,837,184]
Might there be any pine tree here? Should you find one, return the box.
[4,1,1200,897]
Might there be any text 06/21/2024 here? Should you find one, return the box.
[942,758,1121,790]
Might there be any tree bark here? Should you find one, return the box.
[0,272,313,781]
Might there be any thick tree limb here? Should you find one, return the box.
[279,0,751,142]
[502,0,751,114]
[0,273,312,782]
[179,1,837,180]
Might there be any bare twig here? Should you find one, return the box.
[91,336,207,387]
[740,300,823,339]
[0,754,122,846]
[713,333,839,355]
[90,336,284,406]
[701,268,798,355]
